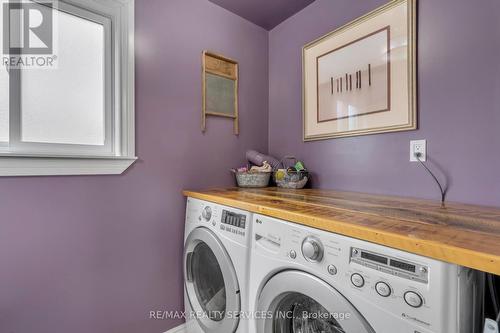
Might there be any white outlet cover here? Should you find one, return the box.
[410,140,426,162]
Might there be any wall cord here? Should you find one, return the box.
[415,153,447,205]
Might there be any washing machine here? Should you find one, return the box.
[184,197,252,333]
[248,214,483,333]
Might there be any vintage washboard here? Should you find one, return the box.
[202,51,239,135]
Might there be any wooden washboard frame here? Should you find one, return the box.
[202,51,239,135]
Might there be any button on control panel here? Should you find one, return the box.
[351,273,365,288]
[375,282,391,297]
[289,250,297,259]
[327,265,337,275]
[404,291,423,308]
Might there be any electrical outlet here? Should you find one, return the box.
[410,140,426,162]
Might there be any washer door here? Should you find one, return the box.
[184,227,240,333]
[257,270,375,333]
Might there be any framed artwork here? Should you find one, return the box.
[202,51,239,135]
[302,0,417,141]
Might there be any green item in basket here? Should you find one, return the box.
[294,161,306,172]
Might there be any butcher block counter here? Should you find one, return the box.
[183,187,500,275]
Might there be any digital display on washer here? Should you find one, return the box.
[221,210,246,229]
[390,259,416,273]
[361,251,388,265]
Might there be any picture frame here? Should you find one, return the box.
[302,0,417,141]
[202,51,239,135]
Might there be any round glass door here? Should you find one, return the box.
[184,227,240,333]
[257,270,374,333]
[191,242,226,321]
[273,293,346,333]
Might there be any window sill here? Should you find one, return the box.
[0,155,137,176]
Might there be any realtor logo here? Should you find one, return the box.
[3,0,53,55]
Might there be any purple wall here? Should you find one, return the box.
[0,0,268,332]
[1,1,499,332]
[269,0,500,207]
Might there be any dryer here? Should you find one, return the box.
[248,214,483,333]
[184,198,252,333]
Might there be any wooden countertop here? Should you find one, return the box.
[183,188,500,275]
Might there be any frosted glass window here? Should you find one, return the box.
[0,0,135,177]
[20,10,105,146]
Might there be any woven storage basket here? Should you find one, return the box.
[234,171,271,188]
[273,156,309,189]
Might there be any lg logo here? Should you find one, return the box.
[3,1,53,54]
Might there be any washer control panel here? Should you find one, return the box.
[350,247,428,283]
[220,210,247,236]
[186,198,251,242]
[221,210,246,229]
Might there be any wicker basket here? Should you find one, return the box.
[273,156,309,189]
[234,171,271,188]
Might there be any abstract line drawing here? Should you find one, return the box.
[316,26,391,122]
[303,0,417,141]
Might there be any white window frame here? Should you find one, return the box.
[0,0,136,176]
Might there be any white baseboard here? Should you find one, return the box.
[164,323,186,333]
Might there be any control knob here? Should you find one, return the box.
[301,236,324,262]
[201,206,212,221]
